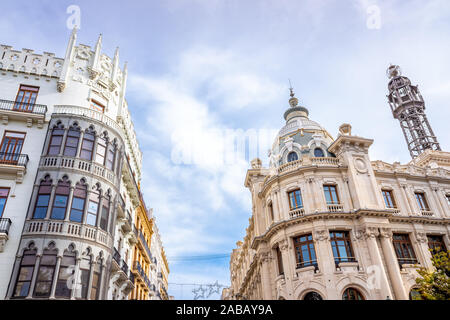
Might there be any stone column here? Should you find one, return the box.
[64,186,75,222]
[44,184,57,220]
[70,258,81,299]
[76,131,84,158]
[26,254,41,299]
[27,184,40,219]
[278,239,294,299]
[399,184,412,214]
[356,227,393,299]
[412,232,433,269]
[313,228,338,299]
[82,191,92,225]
[430,187,445,218]
[436,188,449,218]
[86,260,95,300]
[6,255,23,299]
[258,250,273,300]
[379,228,408,300]
[49,255,62,299]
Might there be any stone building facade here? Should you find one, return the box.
[223,70,450,300]
[0,29,168,300]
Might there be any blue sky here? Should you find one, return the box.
[1,0,450,299]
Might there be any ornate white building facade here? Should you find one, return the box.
[0,29,168,300]
[223,69,450,300]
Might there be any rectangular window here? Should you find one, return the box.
[415,192,430,211]
[69,197,85,223]
[0,187,10,218]
[393,234,418,266]
[80,268,90,299]
[33,252,57,298]
[0,131,26,163]
[86,192,99,227]
[33,194,50,219]
[13,250,37,298]
[90,100,105,113]
[427,235,447,254]
[80,132,95,160]
[47,127,64,155]
[324,185,339,204]
[50,195,68,220]
[330,231,355,265]
[95,137,107,165]
[63,129,80,157]
[90,264,101,300]
[99,197,109,231]
[293,234,317,268]
[382,189,396,208]
[106,143,115,170]
[288,189,303,210]
[275,247,284,275]
[55,254,76,298]
[14,84,39,111]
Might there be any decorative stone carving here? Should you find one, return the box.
[379,228,393,239]
[414,232,428,243]
[313,229,329,242]
[250,158,262,169]
[355,227,378,240]
[57,81,66,92]
[278,239,289,251]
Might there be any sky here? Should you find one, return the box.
[1,0,449,299]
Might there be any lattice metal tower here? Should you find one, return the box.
[387,65,441,159]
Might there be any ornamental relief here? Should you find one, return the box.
[313,229,329,242]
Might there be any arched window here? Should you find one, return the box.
[12,244,37,298]
[287,152,298,162]
[90,259,102,300]
[55,245,76,298]
[342,287,364,300]
[99,191,110,231]
[47,122,65,155]
[78,250,92,299]
[106,140,116,170]
[95,133,108,165]
[69,180,87,223]
[80,127,96,161]
[304,291,323,300]
[33,175,52,219]
[63,123,81,157]
[50,176,70,220]
[33,244,57,298]
[86,186,100,226]
[314,148,325,157]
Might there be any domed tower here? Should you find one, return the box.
[268,86,335,168]
[387,65,441,159]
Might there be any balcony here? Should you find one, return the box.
[327,203,344,212]
[121,211,133,233]
[289,207,305,219]
[0,153,29,183]
[138,230,153,262]
[0,99,47,128]
[133,260,145,280]
[117,194,125,219]
[112,247,121,272]
[0,218,12,252]
[420,210,434,217]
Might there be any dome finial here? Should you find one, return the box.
[288,79,299,107]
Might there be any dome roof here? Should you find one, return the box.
[268,89,335,168]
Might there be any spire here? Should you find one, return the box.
[112,46,119,80]
[283,80,309,121]
[92,33,102,68]
[287,79,299,107]
[58,26,78,92]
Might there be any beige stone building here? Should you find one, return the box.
[223,66,450,300]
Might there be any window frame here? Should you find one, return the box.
[90,99,105,113]
[313,148,325,157]
[32,177,52,219]
[288,189,303,210]
[50,179,70,220]
[382,189,397,209]
[0,187,10,218]
[80,130,95,161]
[342,287,365,300]
[287,151,298,163]
[69,182,87,223]
[14,84,39,112]
[47,125,65,156]
[329,231,356,265]
[427,235,447,254]
[63,126,81,157]
[323,185,340,205]
[12,248,37,298]
[392,233,418,266]
[95,136,107,166]
[0,130,26,163]
[414,192,430,211]
[293,234,317,269]
[275,246,284,276]
[33,249,57,298]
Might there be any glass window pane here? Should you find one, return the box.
[33,207,48,219]
[36,195,50,206]
[14,282,30,297]
[86,212,97,226]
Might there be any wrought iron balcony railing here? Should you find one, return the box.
[0,99,47,115]
[0,218,12,235]
[113,247,121,265]
[139,230,153,260]
[121,260,129,275]
[0,153,29,168]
